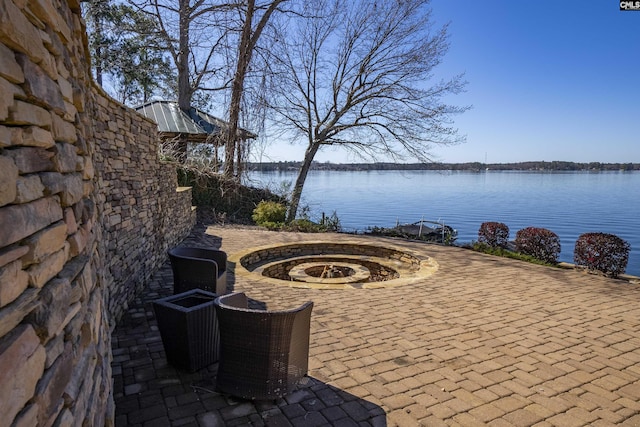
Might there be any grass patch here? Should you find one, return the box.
[467,242,559,268]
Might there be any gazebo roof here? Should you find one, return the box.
[135,100,256,141]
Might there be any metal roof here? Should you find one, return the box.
[135,101,256,140]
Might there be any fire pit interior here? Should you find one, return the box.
[306,264,355,278]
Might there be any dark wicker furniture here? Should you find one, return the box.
[214,292,314,400]
[168,247,227,295]
[153,289,220,371]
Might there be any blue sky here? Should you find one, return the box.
[259,0,639,164]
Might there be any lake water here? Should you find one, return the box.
[246,170,640,277]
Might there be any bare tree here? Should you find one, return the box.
[130,0,235,110]
[222,0,288,180]
[127,0,286,181]
[266,0,469,221]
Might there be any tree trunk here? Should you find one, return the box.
[236,139,244,177]
[286,141,320,222]
[177,0,192,111]
[89,1,103,86]
[213,144,219,172]
[223,0,285,180]
[223,0,254,180]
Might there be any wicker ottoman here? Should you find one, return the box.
[153,289,219,371]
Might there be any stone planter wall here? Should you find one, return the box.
[0,1,195,426]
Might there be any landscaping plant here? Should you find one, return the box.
[514,227,561,264]
[478,222,510,248]
[574,232,630,278]
[252,200,287,230]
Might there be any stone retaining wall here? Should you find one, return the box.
[93,93,196,323]
[0,1,195,426]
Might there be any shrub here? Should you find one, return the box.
[252,200,286,230]
[319,211,341,232]
[282,211,342,233]
[282,219,325,232]
[514,227,561,264]
[574,232,630,278]
[478,222,510,248]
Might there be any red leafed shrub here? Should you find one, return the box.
[478,222,510,248]
[573,232,630,278]
[514,227,561,264]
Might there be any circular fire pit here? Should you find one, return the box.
[229,241,438,289]
[289,262,370,284]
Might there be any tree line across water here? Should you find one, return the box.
[248,161,640,172]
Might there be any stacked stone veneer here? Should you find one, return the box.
[93,94,196,322]
[0,1,195,426]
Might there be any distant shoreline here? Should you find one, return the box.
[248,161,640,172]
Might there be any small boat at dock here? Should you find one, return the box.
[366,219,457,244]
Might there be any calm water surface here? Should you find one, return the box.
[247,170,640,277]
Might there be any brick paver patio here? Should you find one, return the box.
[112,221,640,426]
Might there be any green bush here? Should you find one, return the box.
[252,200,287,229]
[478,222,510,248]
[283,218,321,232]
[514,227,561,264]
[574,232,630,278]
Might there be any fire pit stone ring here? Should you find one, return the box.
[228,240,439,290]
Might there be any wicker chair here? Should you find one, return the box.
[168,247,227,295]
[214,292,314,400]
